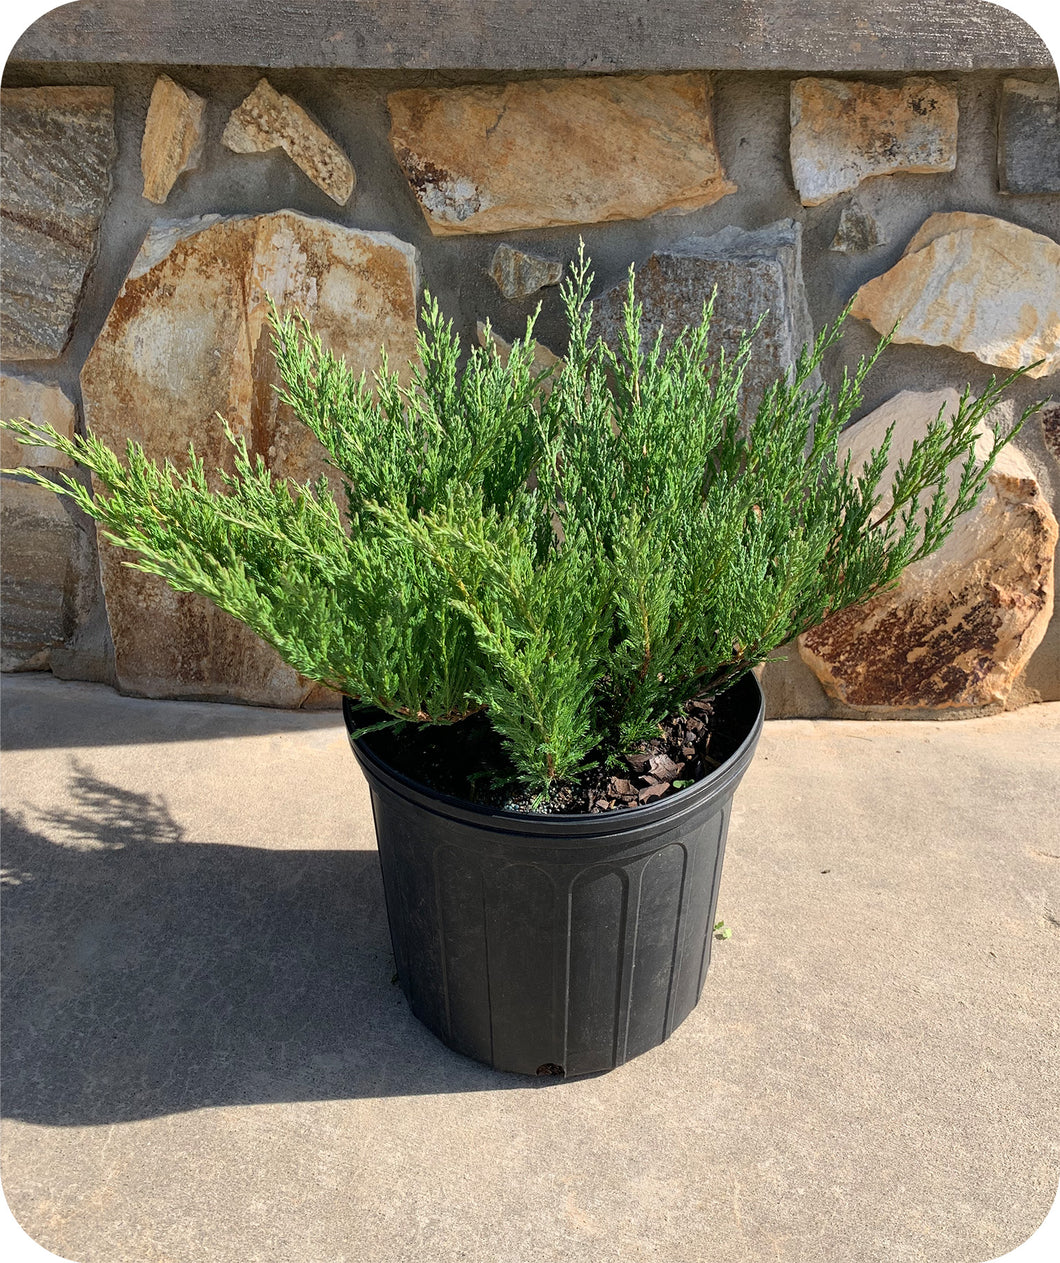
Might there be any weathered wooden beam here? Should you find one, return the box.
[8,0,1055,72]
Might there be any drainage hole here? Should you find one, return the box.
[536,1062,565,1077]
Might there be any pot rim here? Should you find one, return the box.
[343,672,765,839]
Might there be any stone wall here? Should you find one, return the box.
[2,51,1058,718]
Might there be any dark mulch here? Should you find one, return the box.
[355,692,746,816]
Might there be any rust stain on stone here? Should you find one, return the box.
[801,587,1007,709]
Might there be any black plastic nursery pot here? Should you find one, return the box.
[343,673,764,1077]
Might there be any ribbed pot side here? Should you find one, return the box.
[344,673,764,1077]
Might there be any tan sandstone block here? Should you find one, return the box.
[790,77,957,205]
[388,72,735,236]
[141,75,207,204]
[80,210,419,705]
[798,388,1057,711]
[1,375,76,470]
[223,78,354,205]
[851,213,1060,378]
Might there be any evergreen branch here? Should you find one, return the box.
[2,259,1036,795]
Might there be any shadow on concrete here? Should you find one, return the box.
[1,764,547,1125]
[1,675,345,752]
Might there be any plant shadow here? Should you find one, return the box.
[1,763,551,1126]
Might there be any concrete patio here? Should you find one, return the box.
[1,672,1057,1263]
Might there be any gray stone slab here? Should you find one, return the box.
[490,245,563,300]
[10,0,1052,70]
[0,86,116,361]
[0,478,89,672]
[593,220,816,423]
[999,77,1060,195]
[1,674,1057,1262]
[831,204,885,254]
[1042,400,1060,465]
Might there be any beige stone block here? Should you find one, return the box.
[141,74,207,204]
[388,72,735,236]
[850,212,1060,378]
[1,376,76,470]
[798,389,1058,711]
[80,210,419,705]
[223,78,354,205]
[790,77,957,205]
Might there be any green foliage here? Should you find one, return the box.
[2,246,1035,794]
